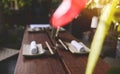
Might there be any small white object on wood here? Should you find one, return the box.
[30,41,38,54]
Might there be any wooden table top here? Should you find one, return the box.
[14,27,110,74]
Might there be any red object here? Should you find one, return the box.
[50,0,88,28]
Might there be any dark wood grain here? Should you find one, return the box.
[14,29,66,74]
[14,27,110,74]
[55,32,110,74]
[56,49,110,74]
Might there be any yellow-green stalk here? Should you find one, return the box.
[85,0,118,74]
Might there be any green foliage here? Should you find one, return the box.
[118,25,120,33]
[113,6,120,25]
[107,67,120,74]
[18,0,32,8]
[51,0,61,9]
[0,0,32,7]
[0,0,32,14]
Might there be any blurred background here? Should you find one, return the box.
[0,0,120,74]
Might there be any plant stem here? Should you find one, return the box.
[85,0,118,74]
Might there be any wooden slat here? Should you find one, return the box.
[56,49,110,74]
[53,32,110,74]
[14,29,66,74]
[15,28,110,74]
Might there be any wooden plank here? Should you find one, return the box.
[15,28,110,74]
[57,49,110,74]
[54,32,110,74]
[14,29,66,74]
